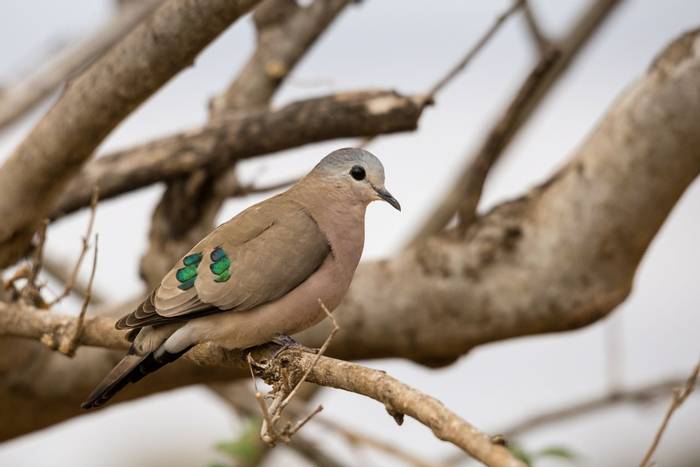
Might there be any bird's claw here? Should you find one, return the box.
[271,335,319,358]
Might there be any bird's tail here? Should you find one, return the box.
[81,346,190,409]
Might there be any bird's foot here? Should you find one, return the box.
[271,334,319,358]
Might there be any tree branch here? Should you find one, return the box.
[50,90,425,220]
[410,0,623,242]
[0,0,163,133]
[0,304,524,467]
[0,27,698,446]
[639,357,700,467]
[0,0,260,268]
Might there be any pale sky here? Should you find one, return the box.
[1,1,699,466]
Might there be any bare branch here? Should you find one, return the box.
[315,417,450,467]
[253,300,338,445]
[501,377,696,439]
[59,234,99,357]
[426,0,523,100]
[51,91,425,220]
[410,0,624,242]
[0,0,163,132]
[41,254,107,305]
[0,0,260,269]
[211,0,351,115]
[360,0,522,150]
[0,304,524,467]
[639,358,700,467]
[521,0,550,55]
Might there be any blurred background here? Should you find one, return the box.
[0,1,698,465]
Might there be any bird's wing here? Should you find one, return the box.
[115,197,331,329]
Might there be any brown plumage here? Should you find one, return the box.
[82,148,400,409]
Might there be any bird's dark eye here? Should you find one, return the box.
[350,165,366,181]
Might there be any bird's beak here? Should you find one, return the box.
[374,186,401,211]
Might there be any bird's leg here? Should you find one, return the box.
[271,334,319,358]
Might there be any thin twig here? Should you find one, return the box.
[426,0,523,100]
[47,189,98,307]
[251,299,339,446]
[287,404,323,438]
[59,234,98,357]
[500,377,695,439]
[17,219,49,306]
[409,0,623,244]
[41,254,106,304]
[280,299,339,412]
[521,0,550,55]
[315,416,450,467]
[358,1,521,151]
[639,358,700,467]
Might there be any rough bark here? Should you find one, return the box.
[0,0,260,268]
[0,26,699,444]
[51,91,424,221]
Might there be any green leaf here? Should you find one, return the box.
[213,418,264,467]
[508,445,533,466]
[537,445,577,460]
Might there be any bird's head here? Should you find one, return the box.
[309,147,401,211]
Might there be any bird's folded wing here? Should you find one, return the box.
[116,197,331,329]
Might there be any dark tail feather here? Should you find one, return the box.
[81,346,192,409]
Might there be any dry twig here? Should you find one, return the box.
[249,299,339,446]
[59,234,99,357]
[47,190,98,307]
[41,254,106,305]
[315,416,450,467]
[410,0,623,243]
[639,358,700,467]
[521,0,550,55]
[360,0,522,150]
[500,377,696,439]
[426,1,523,100]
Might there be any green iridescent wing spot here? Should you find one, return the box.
[214,269,231,283]
[183,252,203,266]
[210,246,232,283]
[176,265,197,282]
[176,252,202,290]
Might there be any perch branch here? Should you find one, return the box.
[0,305,524,467]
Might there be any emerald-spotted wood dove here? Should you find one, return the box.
[82,148,400,408]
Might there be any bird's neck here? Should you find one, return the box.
[286,180,367,267]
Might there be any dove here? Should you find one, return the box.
[82,147,400,409]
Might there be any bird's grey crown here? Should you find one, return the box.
[313,147,385,180]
